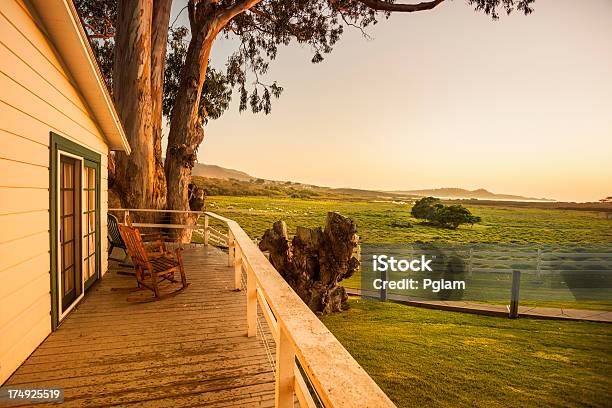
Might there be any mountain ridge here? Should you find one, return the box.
[390,187,554,202]
[192,163,554,202]
[191,163,254,181]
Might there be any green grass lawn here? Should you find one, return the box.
[205,196,612,245]
[321,298,612,408]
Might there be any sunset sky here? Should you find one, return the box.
[169,0,612,202]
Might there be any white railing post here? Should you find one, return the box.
[275,326,295,408]
[204,214,209,246]
[246,264,257,337]
[228,230,235,267]
[234,245,243,291]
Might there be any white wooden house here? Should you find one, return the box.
[0,0,130,383]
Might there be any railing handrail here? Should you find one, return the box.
[205,211,395,408]
[109,208,206,214]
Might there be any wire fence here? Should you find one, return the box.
[356,244,612,311]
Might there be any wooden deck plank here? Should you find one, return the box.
[3,246,276,407]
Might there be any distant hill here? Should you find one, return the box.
[191,163,555,202]
[391,188,553,202]
[191,163,255,181]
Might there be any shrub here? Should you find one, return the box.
[410,196,442,221]
[411,197,481,229]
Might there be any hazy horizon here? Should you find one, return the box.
[194,161,598,202]
[167,0,612,203]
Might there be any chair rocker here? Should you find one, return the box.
[118,223,189,302]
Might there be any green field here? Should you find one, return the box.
[321,298,612,408]
[205,196,612,245]
[204,195,612,309]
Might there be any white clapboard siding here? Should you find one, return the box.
[0,43,97,131]
[0,273,49,328]
[0,231,49,273]
[0,210,48,244]
[0,296,50,383]
[0,74,103,147]
[0,186,49,215]
[0,251,49,299]
[0,158,49,189]
[0,1,100,120]
[0,129,48,167]
[0,0,113,384]
[0,295,49,359]
[0,2,64,74]
[0,99,55,146]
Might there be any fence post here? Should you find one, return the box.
[228,230,235,267]
[234,245,242,291]
[380,267,388,302]
[509,270,521,318]
[275,326,295,408]
[246,264,257,337]
[468,248,473,277]
[203,214,209,246]
[536,248,542,278]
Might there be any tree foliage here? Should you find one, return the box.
[163,27,233,123]
[411,196,442,222]
[411,197,481,229]
[434,204,481,229]
[76,0,535,124]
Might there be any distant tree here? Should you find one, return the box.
[434,204,481,229]
[599,196,612,203]
[411,197,481,229]
[411,197,443,222]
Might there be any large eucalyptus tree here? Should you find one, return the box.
[76,0,535,216]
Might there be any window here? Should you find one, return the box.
[83,164,97,287]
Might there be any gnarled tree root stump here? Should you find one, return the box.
[259,212,360,314]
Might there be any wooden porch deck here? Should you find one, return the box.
[4,246,276,407]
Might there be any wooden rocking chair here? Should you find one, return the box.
[118,223,189,301]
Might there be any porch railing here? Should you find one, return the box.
[109,208,395,408]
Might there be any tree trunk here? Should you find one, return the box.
[150,0,172,208]
[112,0,168,211]
[259,212,360,314]
[165,6,219,242]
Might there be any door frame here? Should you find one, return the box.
[50,132,101,330]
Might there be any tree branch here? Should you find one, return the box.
[247,7,310,41]
[355,0,445,12]
[218,0,264,28]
